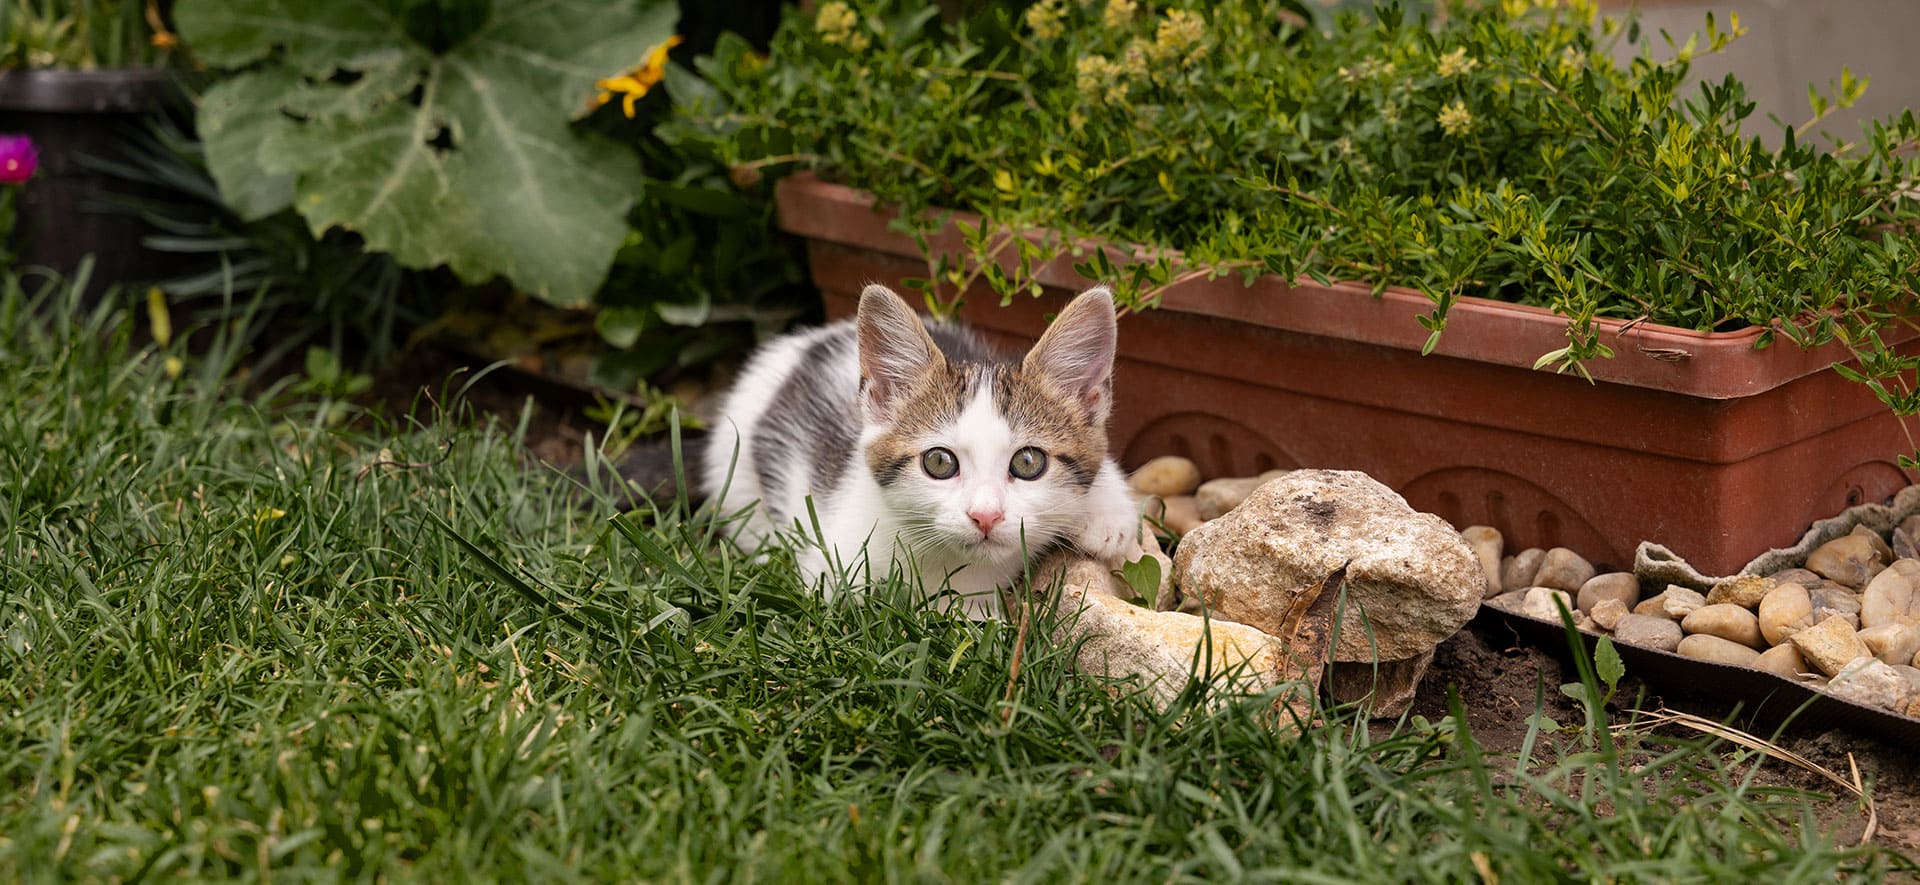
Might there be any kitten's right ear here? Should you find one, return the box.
[856,284,942,421]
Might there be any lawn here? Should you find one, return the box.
[1,276,1911,881]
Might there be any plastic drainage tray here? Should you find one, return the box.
[1478,605,1920,746]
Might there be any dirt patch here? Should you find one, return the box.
[361,345,597,468]
[1419,616,1920,856]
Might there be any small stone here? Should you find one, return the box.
[1487,589,1529,613]
[1576,572,1640,614]
[1129,456,1202,498]
[1809,584,1862,631]
[1662,587,1710,619]
[1500,549,1546,594]
[1633,586,1706,621]
[1194,477,1267,521]
[1613,614,1684,652]
[1767,568,1822,587]
[1677,634,1762,667]
[1805,533,1889,589]
[1531,547,1596,593]
[1462,526,1504,599]
[1680,604,1766,649]
[1520,587,1575,622]
[1590,598,1629,631]
[1754,644,1809,679]
[1893,664,1920,698]
[1758,582,1815,646]
[1859,623,1920,665]
[1826,658,1917,712]
[1896,524,1920,562]
[1161,495,1203,535]
[1862,559,1920,629]
[1706,575,1775,610]
[1789,615,1870,677]
[1854,524,1895,562]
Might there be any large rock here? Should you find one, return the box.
[1173,470,1481,663]
[1031,554,1320,715]
[1758,581,1814,647]
[1327,650,1436,718]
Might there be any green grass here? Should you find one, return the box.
[0,276,1912,881]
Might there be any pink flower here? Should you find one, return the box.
[0,135,38,184]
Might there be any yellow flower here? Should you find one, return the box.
[1437,98,1474,137]
[1121,38,1150,80]
[1103,0,1136,30]
[816,1,857,36]
[1150,8,1207,65]
[1436,47,1478,78]
[1557,46,1587,77]
[815,1,870,51]
[1024,0,1065,40]
[1075,55,1129,105]
[591,34,685,118]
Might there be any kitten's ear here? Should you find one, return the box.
[1024,286,1117,423]
[857,284,943,421]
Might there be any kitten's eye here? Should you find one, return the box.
[1009,447,1048,480]
[921,447,958,480]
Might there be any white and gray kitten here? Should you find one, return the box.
[701,284,1141,618]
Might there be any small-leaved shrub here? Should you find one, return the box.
[691,0,1920,424]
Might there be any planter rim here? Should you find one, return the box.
[0,67,176,113]
[775,171,1916,399]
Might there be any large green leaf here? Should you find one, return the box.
[180,0,676,306]
[197,69,300,221]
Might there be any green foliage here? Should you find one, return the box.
[176,0,679,307]
[0,0,164,69]
[694,0,1920,402]
[1116,552,1162,606]
[0,273,1912,879]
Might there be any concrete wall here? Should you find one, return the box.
[1601,0,1920,141]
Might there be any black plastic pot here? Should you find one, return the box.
[0,68,185,299]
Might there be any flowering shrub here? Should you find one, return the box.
[693,0,1920,406]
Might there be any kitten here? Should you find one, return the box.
[701,284,1142,618]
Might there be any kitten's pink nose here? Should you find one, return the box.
[967,508,1003,536]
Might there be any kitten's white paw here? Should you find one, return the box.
[1077,502,1142,566]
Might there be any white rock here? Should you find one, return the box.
[1174,469,1481,664]
[1826,658,1918,712]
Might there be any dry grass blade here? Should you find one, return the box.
[1851,753,1880,846]
[1613,707,1859,797]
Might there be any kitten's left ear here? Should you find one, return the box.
[1024,286,1117,423]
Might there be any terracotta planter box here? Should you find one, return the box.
[774,173,1918,575]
